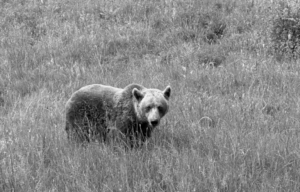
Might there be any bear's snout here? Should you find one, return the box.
[147,108,161,128]
[150,120,159,127]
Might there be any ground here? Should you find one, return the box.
[0,0,300,191]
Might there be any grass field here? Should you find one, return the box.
[1,0,300,191]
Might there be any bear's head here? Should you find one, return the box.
[132,86,171,128]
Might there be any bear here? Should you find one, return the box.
[65,83,171,147]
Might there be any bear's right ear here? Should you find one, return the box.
[132,88,144,101]
[163,86,171,100]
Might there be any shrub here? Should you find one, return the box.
[271,2,300,60]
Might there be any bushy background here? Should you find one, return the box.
[1,0,300,191]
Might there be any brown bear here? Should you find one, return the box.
[65,83,171,146]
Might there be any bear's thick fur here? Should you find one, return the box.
[65,83,171,146]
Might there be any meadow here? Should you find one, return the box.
[1,0,300,191]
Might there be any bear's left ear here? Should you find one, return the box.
[163,86,171,100]
[132,88,144,101]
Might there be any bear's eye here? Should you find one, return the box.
[146,106,152,112]
[158,106,164,113]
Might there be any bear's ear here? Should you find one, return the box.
[132,88,144,101]
[163,86,171,100]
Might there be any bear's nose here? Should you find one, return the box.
[150,120,159,127]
